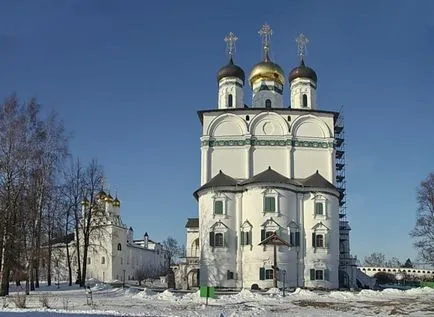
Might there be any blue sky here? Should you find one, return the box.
[0,0,433,265]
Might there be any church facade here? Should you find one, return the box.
[180,25,358,290]
[44,191,169,285]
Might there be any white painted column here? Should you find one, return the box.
[200,138,209,185]
[235,193,243,288]
[329,147,335,184]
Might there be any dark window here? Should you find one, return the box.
[227,271,234,280]
[215,233,224,247]
[289,231,300,247]
[315,202,324,215]
[117,243,122,251]
[240,231,252,245]
[214,200,223,214]
[310,269,329,280]
[264,196,276,212]
[265,269,274,280]
[261,229,274,241]
[101,257,105,264]
[246,115,250,121]
[265,99,271,108]
[315,234,324,248]
[312,233,324,248]
[302,94,308,107]
[228,94,233,107]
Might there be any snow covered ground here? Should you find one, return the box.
[0,282,434,316]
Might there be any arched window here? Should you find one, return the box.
[246,115,250,121]
[228,94,233,107]
[265,99,271,108]
[101,256,105,264]
[117,243,122,251]
[214,233,224,247]
[302,94,308,107]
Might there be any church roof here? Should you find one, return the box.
[185,218,199,228]
[240,166,301,186]
[299,170,336,190]
[193,170,240,198]
[193,169,338,199]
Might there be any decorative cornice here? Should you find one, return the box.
[201,139,334,148]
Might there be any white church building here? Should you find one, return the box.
[177,25,361,290]
[43,190,169,284]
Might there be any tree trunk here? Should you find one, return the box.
[47,243,52,286]
[66,241,72,286]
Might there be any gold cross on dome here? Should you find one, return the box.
[258,23,273,50]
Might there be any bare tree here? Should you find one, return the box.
[411,172,434,265]
[78,159,107,287]
[60,157,87,286]
[0,96,67,295]
[384,257,401,268]
[163,237,182,268]
[134,265,159,287]
[363,252,386,267]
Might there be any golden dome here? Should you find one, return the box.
[249,55,285,86]
[113,197,120,207]
[81,197,89,206]
[104,194,113,203]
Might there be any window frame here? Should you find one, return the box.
[228,94,233,108]
[315,202,324,215]
[265,99,271,108]
[302,94,308,107]
[214,200,224,215]
[313,195,327,219]
[117,243,122,251]
[240,230,252,246]
[263,196,276,212]
[310,269,330,281]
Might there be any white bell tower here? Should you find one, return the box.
[289,34,318,110]
[217,32,245,109]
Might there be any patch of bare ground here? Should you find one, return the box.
[293,300,352,312]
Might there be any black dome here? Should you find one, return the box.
[288,59,317,83]
[217,57,245,84]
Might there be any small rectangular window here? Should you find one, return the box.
[290,231,300,247]
[264,197,276,212]
[265,269,274,280]
[211,232,226,247]
[227,271,234,280]
[214,200,224,214]
[310,269,326,280]
[312,233,324,248]
[315,202,324,215]
[241,231,251,245]
[87,258,91,265]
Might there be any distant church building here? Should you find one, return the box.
[44,190,169,284]
[177,24,359,290]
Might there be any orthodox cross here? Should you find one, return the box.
[258,23,273,59]
[224,32,238,58]
[296,33,309,60]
